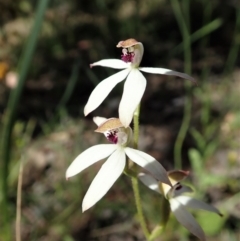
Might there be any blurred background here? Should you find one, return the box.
[0,0,240,240]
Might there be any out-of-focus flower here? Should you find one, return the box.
[84,38,196,127]
[5,71,18,89]
[66,117,171,212]
[138,171,222,241]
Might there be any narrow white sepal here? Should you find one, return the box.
[175,196,222,216]
[124,147,171,186]
[93,116,107,126]
[140,67,196,83]
[84,68,130,116]
[170,198,206,241]
[66,144,116,178]
[82,147,126,212]
[90,59,129,69]
[138,173,161,194]
[119,69,146,127]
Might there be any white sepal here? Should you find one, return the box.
[170,198,206,241]
[91,59,129,69]
[82,147,126,212]
[124,147,171,186]
[66,144,116,178]
[119,69,146,127]
[138,173,161,194]
[175,196,222,216]
[140,67,196,83]
[84,68,130,116]
[93,116,107,126]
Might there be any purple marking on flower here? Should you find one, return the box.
[121,52,135,63]
[106,130,118,144]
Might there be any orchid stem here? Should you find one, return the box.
[132,176,150,240]
[131,104,150,240]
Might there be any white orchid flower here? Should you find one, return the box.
[138,171,222,241]
[66,117,171,212]
[84,38,196,127]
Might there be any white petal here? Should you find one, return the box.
[175,196,222,216]
[66,144,116,178]
[170,198,206,241]
[138,173,161,194]
[124,147,171,186]
[93,116,107,126]
[140,67,196,83]
[82,147,126,212]
[119,69,146,127]
[84,69,130,116]
[90,59,129,69]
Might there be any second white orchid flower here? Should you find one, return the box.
[138,171,222,241]
[66,117,171,212]
[84,38,196,127]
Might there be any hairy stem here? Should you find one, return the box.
[131,104,150,240]
[131,176,150,239]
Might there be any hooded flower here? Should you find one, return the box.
[138,171,222,241]
[66,117,171,212]
[84,38,196,127]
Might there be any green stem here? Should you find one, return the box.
[171,0,192,169]
[131,176,150,240]
[0,0,49,238]
[131,104,150,240]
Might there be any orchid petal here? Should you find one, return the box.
[93,116,107,126]
[170,198,206,241]
[138,173,161,194]
[119,69,146,127]
[175,196,222,216]
[140,67,196,84]
[84,69,130,116]
[90,59,129,69]
[66,144,116,178]
[82,147,126,212]
[124,147,171,186]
